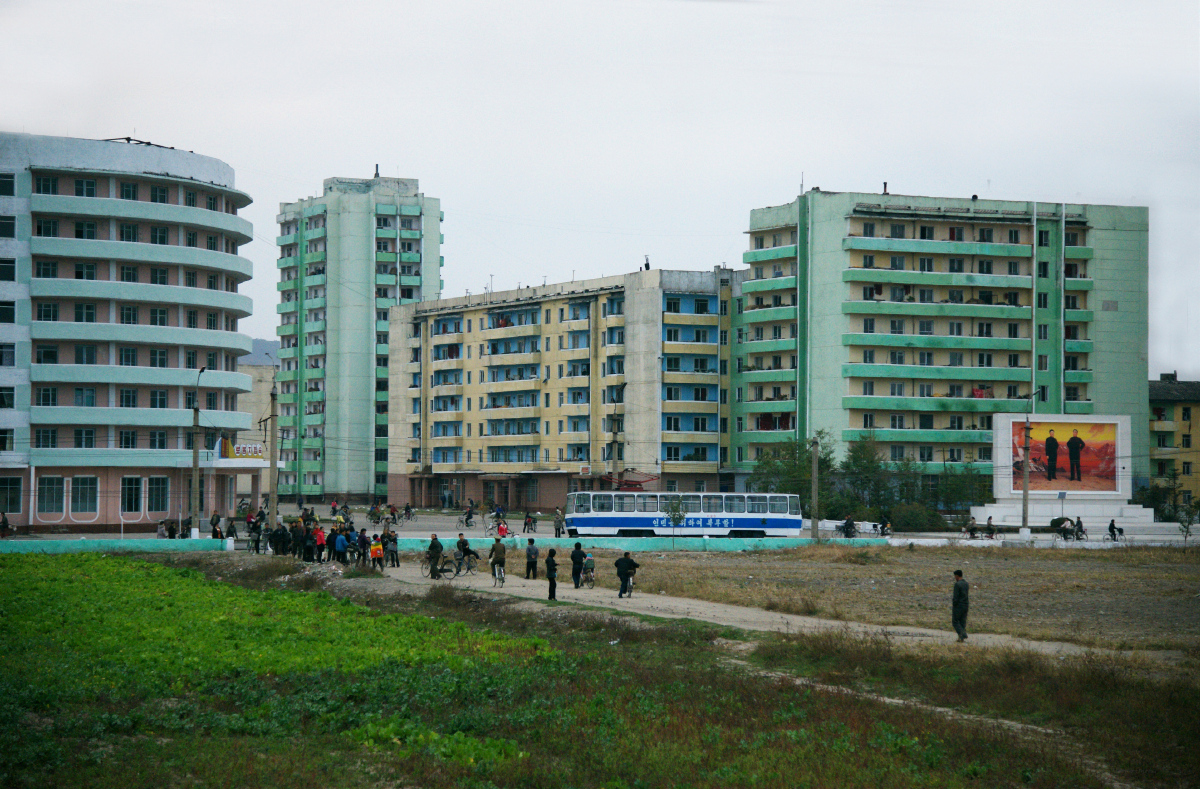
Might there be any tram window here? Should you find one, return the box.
[614,494,636,512]
[789,496,801,515]
[681,495,701,513]
[575,495,590,513]
[662,495,681,514]
[564,495,575,514]
[724,495,746,513]
[636,494,658,512]
[747,495,768,514]
[593,494,613,512]
[769,496,789,514]
[702,495,723,513]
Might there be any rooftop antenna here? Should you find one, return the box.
[374,164,379,178]
[644,255,650,271]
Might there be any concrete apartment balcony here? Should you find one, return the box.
[741,275,797,294]
[1150,420,1178,432]
[663,400,719,414]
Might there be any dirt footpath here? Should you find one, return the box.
[378,559,1185,662]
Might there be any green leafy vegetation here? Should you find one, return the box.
[0,554,1107,788]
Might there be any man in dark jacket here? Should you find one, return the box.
[428,534,444,579]
[570,542,587,588]
[525,538,538,579]
[1044,430,1059,481]
[1066,429,1086,481]
[615,552,639,598]
[952,569,969,642]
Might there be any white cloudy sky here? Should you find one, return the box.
[3,0,1197,375]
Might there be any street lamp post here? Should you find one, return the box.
[190,367,207,536]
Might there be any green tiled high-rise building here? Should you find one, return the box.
[275,177,442,503]
[726,188,1149,491]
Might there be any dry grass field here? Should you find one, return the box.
[584,543,1200,652]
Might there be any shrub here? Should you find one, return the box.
[887,502,947,532]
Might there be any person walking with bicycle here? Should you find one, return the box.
[554,507,565,538]
[488,536,506,583]
[570,542,586,588]
[427,534,444,579]
[615,551,639,598]
[525,538,539,579]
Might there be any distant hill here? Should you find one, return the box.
[242,338,280,367]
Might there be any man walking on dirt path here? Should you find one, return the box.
[952,569,970,642]
[525,538,538,579]
[616,552,639,598]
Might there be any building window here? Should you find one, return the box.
[890,256,904,270]
[35,386,57,406]
[119,388,138,408]
[35,219,59,237]
[1008,353,1020,368]
[35,303,59,321]
[149,349,168,368]
[74,221,95,238]
[146,476,170,510]
[120,305,138,325]
[119,430,138,449]
[948,227,964,242]
[150,185,169,204]
[948,352,963,367]
[74,303,95,323]
[206,195,219,211]
[0,387,10,409]
[74,388,95,407]
[862,381,874,396]
[150,226,168,245]
[34,428,58,449]
[35,345,58,364]
[37,477,65,513]
[862,222,875,238]
[67,477,98,513]
[150,308,168,326]
[1184,462,1193,476]
[665,298,681,314]
[120,477,141,512]
[74,428,95,448]
[119,347,137,366]
[74,345,96,365]
[1038,324,1049,340]
[978,353,993,367]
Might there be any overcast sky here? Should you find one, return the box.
[3,0,1197,376]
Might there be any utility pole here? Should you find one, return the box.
[810,436,820,540]
[268,377,279,535]
[190,366,206,536]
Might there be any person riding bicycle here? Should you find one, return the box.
[488,536,507,580]
[455,533,480,573]
[1108,519,1121,542]
[840,517,856,538]
[985,517,996,539]
[403,503,413,521]
[523,512,537,533]
[583,553,595,580]
[1073,517,1085,541]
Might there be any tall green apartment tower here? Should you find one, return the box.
[276,177,442,503]
[727,189,1149,491]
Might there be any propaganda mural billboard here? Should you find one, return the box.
[1010,420,1118,493]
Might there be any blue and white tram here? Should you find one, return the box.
[564,491,804,538]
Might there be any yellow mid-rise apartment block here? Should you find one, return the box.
[387,269,733,511]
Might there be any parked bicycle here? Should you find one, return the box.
[580,566,595,589]
[420,553,458,579]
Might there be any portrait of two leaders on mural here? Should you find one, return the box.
[1011,421,1119,493]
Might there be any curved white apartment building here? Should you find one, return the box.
[0,133,264,531]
